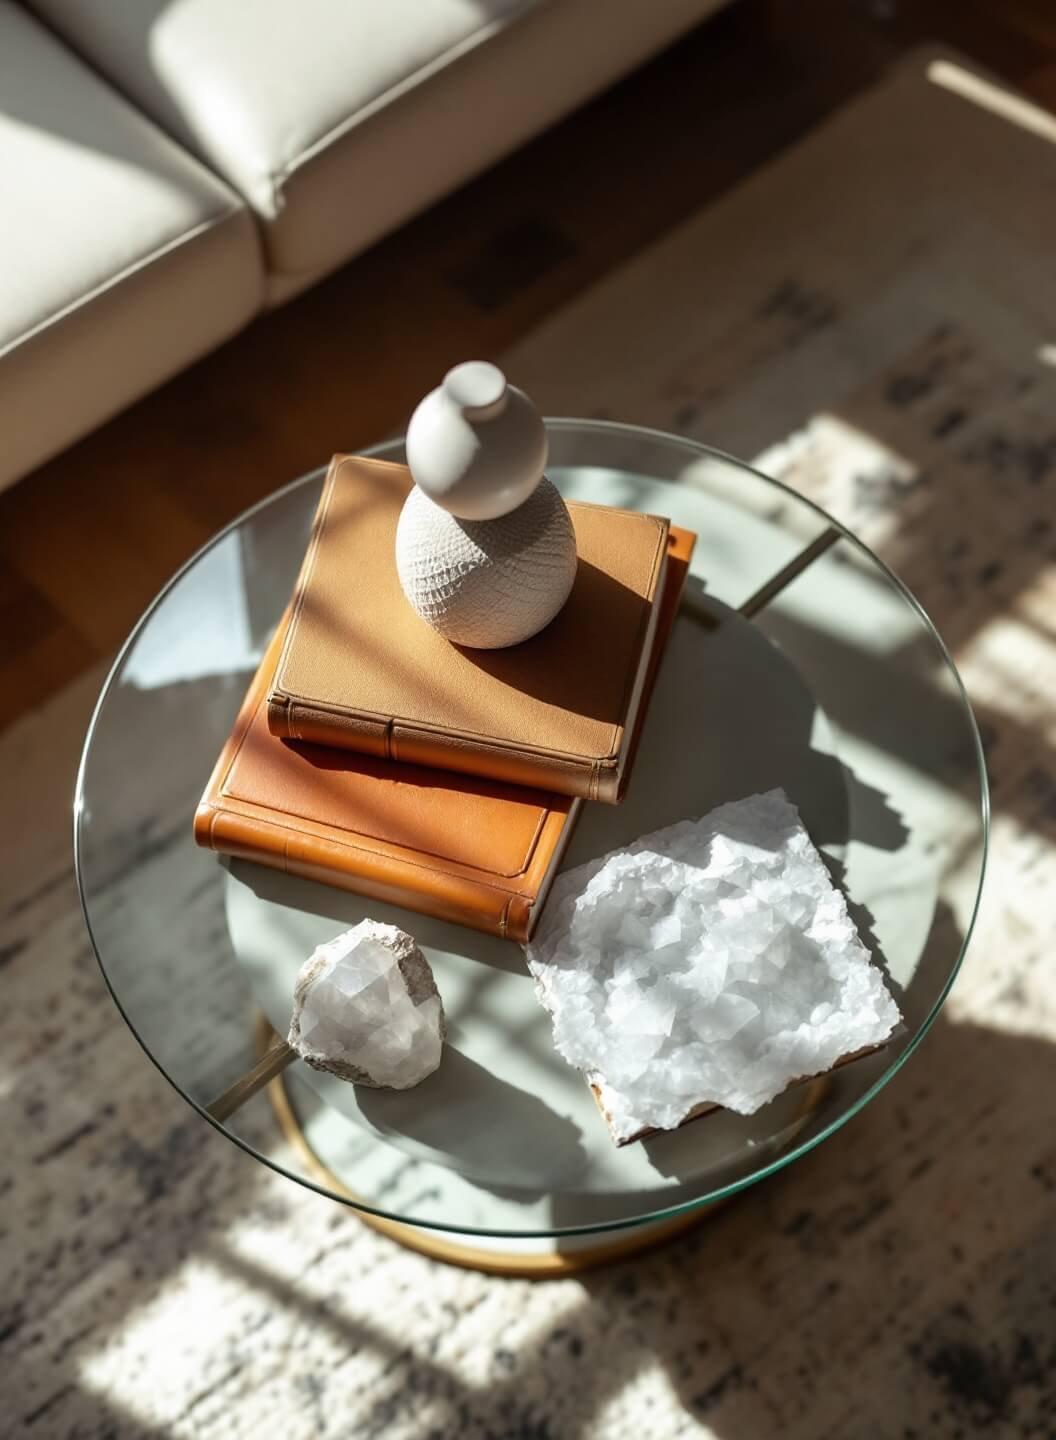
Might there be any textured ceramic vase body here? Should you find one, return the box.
[396,362,578,649]
[396,478,577,649]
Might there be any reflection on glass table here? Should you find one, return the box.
[76,422,987,1269]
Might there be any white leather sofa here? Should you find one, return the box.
[0,0,726,491]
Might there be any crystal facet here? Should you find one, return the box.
[526,789,900,1142]
[288,921,445,1089]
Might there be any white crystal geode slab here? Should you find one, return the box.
[526,789,900,1143]
[288,920,445,1089]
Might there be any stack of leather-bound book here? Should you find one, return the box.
[195,455,695,942]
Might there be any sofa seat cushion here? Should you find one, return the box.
[24,0,540,272]
[0,2,262,489]
[25,0,723,286]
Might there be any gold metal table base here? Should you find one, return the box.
[264,1048,720,1277]
[254,1019,833,1277]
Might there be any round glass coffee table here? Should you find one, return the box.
[75,421,987,1274]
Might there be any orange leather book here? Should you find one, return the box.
[194,526,694,942]
[266,455,671,803]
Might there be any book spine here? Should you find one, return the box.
[193,804,527,942]
[392,727,604,802]
[266,698,613,803]
[266,695,392,757]
[506,894,536,946]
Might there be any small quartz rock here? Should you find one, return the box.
[526,789,901,1142]
[288,921,445,1089]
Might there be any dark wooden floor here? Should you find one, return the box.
[3,0,1055,730]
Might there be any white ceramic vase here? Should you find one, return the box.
[395,361,577,649]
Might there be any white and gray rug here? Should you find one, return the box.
[3,49,1055,1438]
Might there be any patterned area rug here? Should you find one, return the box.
[3,49,1055,1438]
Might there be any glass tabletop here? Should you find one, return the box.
[75,421,988,1238]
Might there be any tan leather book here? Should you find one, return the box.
[194,527,694,943]
[266,455,671,803]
